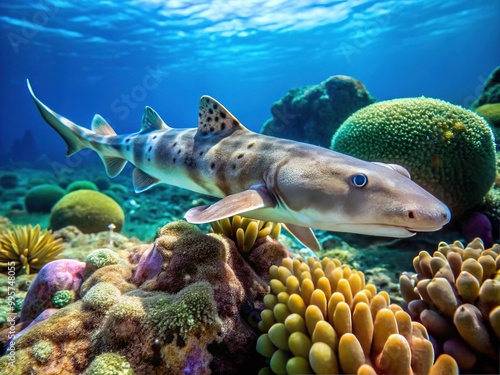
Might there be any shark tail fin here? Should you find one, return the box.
[27,79,93,156]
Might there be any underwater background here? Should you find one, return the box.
[1,1,500,374]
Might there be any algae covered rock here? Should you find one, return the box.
[262,75,375,147]
[24,184,66,213]
[331,97,496,217]
[50,190,125,233]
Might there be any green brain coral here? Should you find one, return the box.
[24,184,66,214]
[84,353,134,375]
[52,290,75,308]
[331,97,496,217]
[145,281,219,338]
[50,190,125,233]
[66,180,98,193]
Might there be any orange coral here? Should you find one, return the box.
[258,256,457,374]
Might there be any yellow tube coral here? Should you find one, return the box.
[259,256,456,374]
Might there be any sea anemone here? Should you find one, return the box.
[0,224,64,274]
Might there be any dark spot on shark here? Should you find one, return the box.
[148,146,152,152]
[207,117,212,122]
[220,123,225,131]
[210,162,215,169]
[177,149,181,155]
[247,143,254,149]
[232,164,236,170]
[213,103,218,110]
[173,158,176,163]
[198,112,202,117]
[148,157,151,162]
[238,153,244,159]
[125,138,131,143]
[153,135,157,140]
[209,127,214,132]
[199,151,203,156]
[215,117,219,122]
[209,108,213,114]
[232,120,238,127]
[220,112,226,119]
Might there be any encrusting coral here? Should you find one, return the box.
[331,97,496,217]
[0,225,64,275]
[400,238,500,374]
[257,256,458,374]
[210,215,281,253]
[0,221,291,374]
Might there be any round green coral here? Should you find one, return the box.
[24,184,66,214]
[331,97,496,217]
[82,282,121,311]
[146,281,219,338]
[66,180,98,193]
[50,190,125,233]
[32,340,54,364]
[85,249,121,275]
[475,103,500,142]
[52,290,75,308]
[84,353,134,375]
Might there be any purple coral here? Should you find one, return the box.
[462,211,493,248]
[20,259,86,322]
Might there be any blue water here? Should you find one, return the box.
[1,0,499,162]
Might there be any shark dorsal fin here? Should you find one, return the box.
[140,106,170,134]
[196,96,248,138]
[92,115,116,136]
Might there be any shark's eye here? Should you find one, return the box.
[352,174,368,187]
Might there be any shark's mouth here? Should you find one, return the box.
[331,223,444,238]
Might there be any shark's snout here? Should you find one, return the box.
[404,200,451,232]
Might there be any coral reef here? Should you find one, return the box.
[261,75,375,147]
[475,103,500,143]
[0,225,64,275]
[66,180,99,193]
[400,238,500,373]
[0,221,291,374]
[50,190,125,234]
[210,215,281,253]
[257,256,458,374]
[471,66,500,110]
[20,259,85,322]
[331,97,496,217]
[24,184,66,214]
[0,173,19,189]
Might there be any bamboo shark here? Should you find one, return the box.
[27,80,450,251]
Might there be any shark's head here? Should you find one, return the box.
[270,153,451,237]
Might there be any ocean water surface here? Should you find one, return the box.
[0,0,499,161]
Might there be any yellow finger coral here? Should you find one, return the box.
[210,215,281,253]
[401,238,500,373]
[258,257,458,374]
[0,224,64,274]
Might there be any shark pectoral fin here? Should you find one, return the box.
[132,168,160,193]
[102,156,127,178]
[184,186,275,224]
[282,223,321,252]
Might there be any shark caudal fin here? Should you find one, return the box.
[27,80,128,177]
[27,79,93,156]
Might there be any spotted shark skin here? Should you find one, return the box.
[27,80,451,251]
